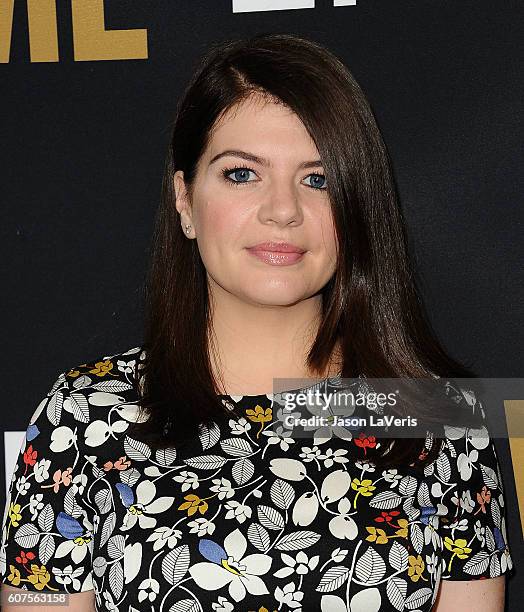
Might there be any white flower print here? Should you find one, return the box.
[173,470,200,491]
[292,492,319,526]
[229,417,251,435]
[211,595,235,611]
[33,458,51,482]
[28,493,44,520]
[15,475,30,496]
[318,447,349,468]
[474,520,486,545]
[262,425,295,451]
[274,581,304,609]
[330,547,349,563]
[54,513,94,564]
[500,516,513,572]
[117,358,136,376]
[466,425,490,450]
[424,523,441,550]
[49,425,77,453]
[451,489,475,513]
[70,473,88,495]
[299,446,322,462]
[189,528,272,602]
[210,477,235,500]
[273,551,320,578]
[355,460,376,472]
[457,449,478,480]
[382,468,402,486]
[138,577,160,603]
[146,526,183,551]
[425,552,439,575]
[83,417,128,448]
[120,479,175,530]
[188,517,216,536]
[51,564,86,591]
[224,500,252,524]
[447,517,468,532]
[102,591,117,612]
[329,497,358,540]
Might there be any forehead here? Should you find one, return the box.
[205,94,317,155]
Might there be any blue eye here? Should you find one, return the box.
[304,173,327,190]
[222,167,256,186]
[221,166,327,190]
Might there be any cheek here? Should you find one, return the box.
[193,198,245,260]
[196,198,228,230]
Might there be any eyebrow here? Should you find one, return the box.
[208,149,323,170]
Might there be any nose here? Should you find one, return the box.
[257,177,304,227]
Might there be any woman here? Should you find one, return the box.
[0,34,514,611]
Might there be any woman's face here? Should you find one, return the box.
[174,94,338,307]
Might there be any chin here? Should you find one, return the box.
[241,286,311,307]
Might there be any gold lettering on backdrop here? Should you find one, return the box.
[27,0,58,62]
[505,399,524,538]
[0,0,14,63]
[0,0,147,63]
[71,0,147,61]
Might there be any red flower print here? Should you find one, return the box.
[23,445,37,467]
[104,455,131,471]
[354,432,377,455]
[15,550,35,565]
[43,467,74,493]
[375,510,401,524]
[474,485,492,515]
[113,456,131,470]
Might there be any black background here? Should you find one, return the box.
[1,1,522,608]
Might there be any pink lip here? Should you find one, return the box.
[247,241,306,253]
[246,242,306,266]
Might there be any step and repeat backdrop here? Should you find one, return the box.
[1,0,522,608]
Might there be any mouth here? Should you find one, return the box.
[245,242,307,266]
[246,241,306,254]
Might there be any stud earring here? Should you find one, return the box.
[185,224,192,234]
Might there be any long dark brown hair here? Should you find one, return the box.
[127,33,483,469]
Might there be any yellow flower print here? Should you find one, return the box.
[7,565,22,587]
[351,478,376,508]
[444,537,472,558]
[66,368,81,378]
[351,478,375,495]
[245,405,272,437]
[8,503,22,528]
[408,555,428,582]
[7,564,59,592]
[444,537,472,572]
[26,564,54,591]
[89,359,114,377]
[178,494,209,516]
[395,518,409,538]
[365,526,388,544]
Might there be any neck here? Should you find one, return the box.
[207,279,341,396]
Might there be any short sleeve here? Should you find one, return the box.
[0,371,95,593]
[435,388,515,581]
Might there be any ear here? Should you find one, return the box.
[174,170,194,232]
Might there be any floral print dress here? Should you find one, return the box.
[0,345,515,611]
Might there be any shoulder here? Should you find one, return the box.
[62,344,146,392]
[423,381,501,483]
[423,383,515,580]
[26,345,146,448]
